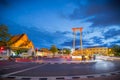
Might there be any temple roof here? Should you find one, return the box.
[7,33,34,50]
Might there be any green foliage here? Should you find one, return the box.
[14,49,27,54]
[63,48,71,54]
[50,45,58,54]
[0,24,11,45]
[112,45,120,56]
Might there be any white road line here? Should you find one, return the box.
[1,64,47,77]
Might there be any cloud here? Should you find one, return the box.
[59,0,120,48]
[61,38,95,48]
[61,24,120,48]
[90,36,103,44]
[104,28,120,39]
[1,0,120,49]
[65,0,120,26]
[55,31,71,35]
[0,18,63,48]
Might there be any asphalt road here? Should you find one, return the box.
[8,60,120,77]
[0,58,120,80]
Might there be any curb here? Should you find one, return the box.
[1,71,120,80]
[34,60,97,64]
[17,61,97,65]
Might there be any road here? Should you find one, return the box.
[0,58,120,80]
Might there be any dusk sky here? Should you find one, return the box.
[0,0,120,49]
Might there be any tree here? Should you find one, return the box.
[0,24,11,46]
[63,48,71,54]
[112,45,120,56]
[40,48,51,53]
[64,48,71,54]
[50,45,58,56]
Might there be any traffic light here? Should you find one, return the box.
[0,46,4,50]
[0,46,4,53]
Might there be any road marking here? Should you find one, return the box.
[1,64,47,77]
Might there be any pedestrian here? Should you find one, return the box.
[82,55,85,61]
[93,55,96,60]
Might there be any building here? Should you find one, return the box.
[36,48,52,58]
[7,33,34,50]
[72,46,110,56]
[84,47,109,56]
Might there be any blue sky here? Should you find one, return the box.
[0,0,120,49]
